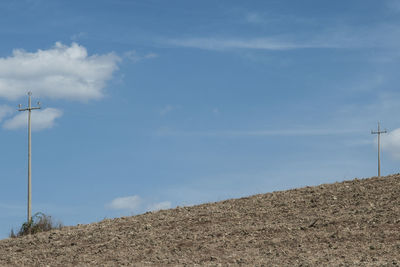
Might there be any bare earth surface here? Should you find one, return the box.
[1,174,400,266]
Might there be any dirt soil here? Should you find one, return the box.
[1,174,400,266]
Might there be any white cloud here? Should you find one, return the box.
[105,195,171,213]
[3,108,62,131]
[0,105,13,122]
[124,50,158,63]
[0,42,120,101]
[147,201,171,212]
[105,195,142,211]
[381,128,400,160]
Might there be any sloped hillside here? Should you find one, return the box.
[1,174,400,266]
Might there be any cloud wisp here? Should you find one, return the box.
[124,50,158,63]
[156,128,363,138]
[245,12,266,24]
[164,23,400,52]
[160,105,179,116]
[3,108,62,131]
[105,195,142,212]
[0,42,120,101]
[166,37,317,51]
[0,105,13,122]
[147,201,172,212]
[381,128,400,160]
[105,195,171,213]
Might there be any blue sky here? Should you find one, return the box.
[1,0,400,238]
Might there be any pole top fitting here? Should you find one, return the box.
[28,91,32,96]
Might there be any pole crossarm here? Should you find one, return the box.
[18,92,41,112]
[371,130,387,134]
[18,107,41,112]
[18,91,41,222]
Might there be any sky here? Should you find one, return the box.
[1,0,400,238]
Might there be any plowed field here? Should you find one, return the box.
[1,174,400,266]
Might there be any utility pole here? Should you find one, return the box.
[371,122,387,177]
[18,92,41,222]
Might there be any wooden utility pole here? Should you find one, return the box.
[371,122,387,177]
[18,92,41,222]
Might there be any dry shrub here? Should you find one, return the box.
[10,212,62,238]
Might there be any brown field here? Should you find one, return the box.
[1,174,400,266]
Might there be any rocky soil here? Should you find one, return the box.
[1,174,400,266]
